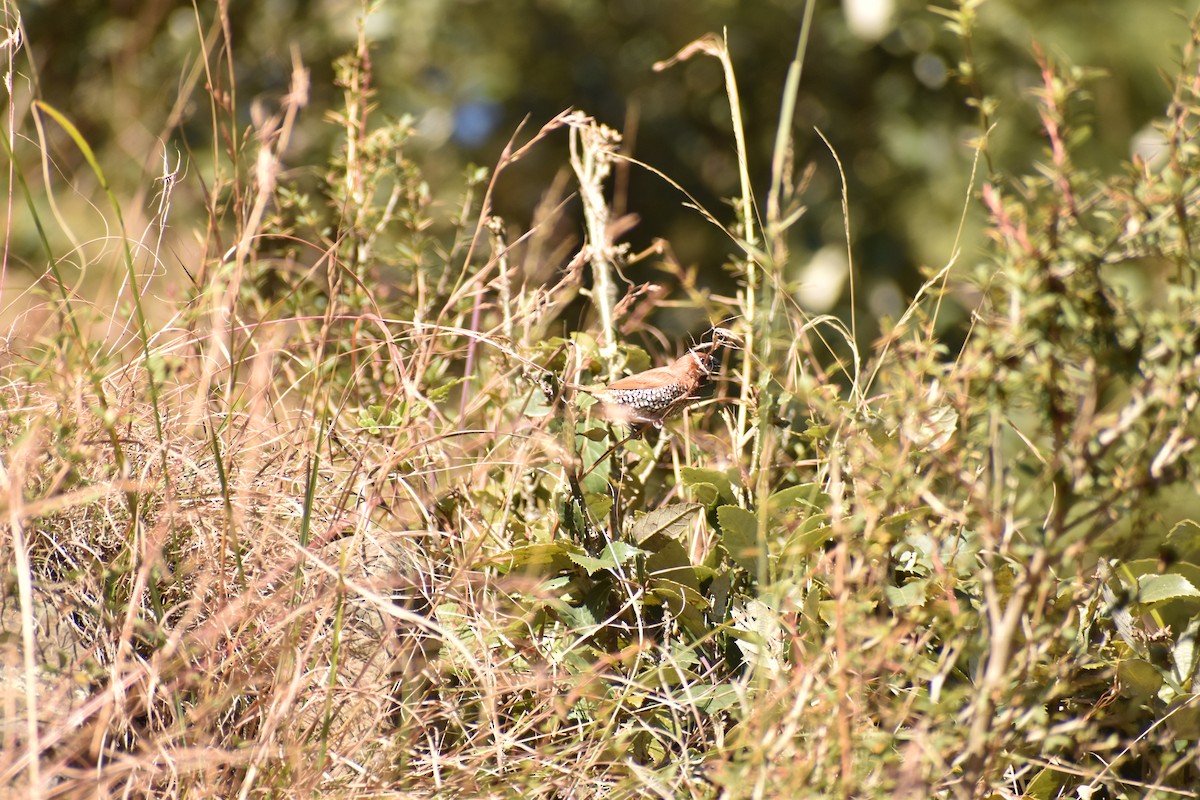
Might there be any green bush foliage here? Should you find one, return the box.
[4,2,1200,798]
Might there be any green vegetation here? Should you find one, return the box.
[4,1,1200,797]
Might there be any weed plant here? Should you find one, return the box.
[4,2,1200,798]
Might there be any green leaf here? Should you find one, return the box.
[1122,559,1200,592]
[578,425,609,442]
[565,552,609,576]
[634,666,700,690]
[646,578,708,609]
[817,597,877,625]
[625,438,654,463]
[493,542,577,574]
[577,432,613,493]
[717,505,759,572]
[781,512,832,556]
[621,345,650,374]
[567,541,644,576]
[585,493,613,521]
[530,336,571,363]
[1137,573,1200,605]
[571,331,600,360]
[766,484,828,514]
[1173,620,1200,684]
[1025,765,1068,800]
[1117,658,1163,699]
[1166,694,1200,741]
[688,482,720,507]
[885,579,929,608]
[801,424,831,442]
[647,578,709,636]
[682,682,742,714]
[680,467,738,503]
[646,538,700,591]
[630,503,703,546]
[434,602,469,632]
[35,102,109,190]
[426,376,469,404]
[552,595,601,630]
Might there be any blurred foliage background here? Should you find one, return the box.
[9,0,1198,340]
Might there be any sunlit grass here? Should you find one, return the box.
[5,2,1200,798]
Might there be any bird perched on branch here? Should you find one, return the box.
[590,328,739,429]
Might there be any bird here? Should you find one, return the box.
[590,332,735,429]
[556,329,740,482]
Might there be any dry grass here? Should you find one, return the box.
[5,3,1200,798]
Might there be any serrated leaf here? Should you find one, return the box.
[630,503,703,546]
[1137,573,1200,605]
[567,541,644,576]
[566,553,610,576]
[1122,558,1200,581]
[717,505,759,572]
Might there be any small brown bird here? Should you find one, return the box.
[592,343,722,428]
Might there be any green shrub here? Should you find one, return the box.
[5,2,1200,798]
